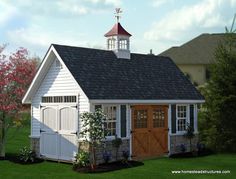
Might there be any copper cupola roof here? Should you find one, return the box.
[104,22,132,37]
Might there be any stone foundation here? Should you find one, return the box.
[79,139,130,164]
[169,134,199,154]
[31,137,40,157]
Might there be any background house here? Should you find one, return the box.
[160,33,226,86]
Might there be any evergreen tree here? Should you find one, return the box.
[199,16,236,152]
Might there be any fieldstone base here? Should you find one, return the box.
[169,134,199,154]
[79,139,130,164]
[31,137,40,157]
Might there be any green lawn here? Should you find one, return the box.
[0,121,235,179]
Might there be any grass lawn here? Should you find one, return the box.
[0,120,235,179]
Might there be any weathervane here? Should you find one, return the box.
[115,8,122,23]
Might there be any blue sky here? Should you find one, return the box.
[0,0,236,58]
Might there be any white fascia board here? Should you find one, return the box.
[89,99,205,104]
[22,45,89,104]
[51,46,89,101]
[22,46,54,104]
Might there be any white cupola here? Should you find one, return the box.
[104,8,132,59]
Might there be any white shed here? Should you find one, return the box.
[22,21,204,162]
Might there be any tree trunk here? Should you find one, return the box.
[0,112,6,158]
[91,144,96,170]
[189,138,192,152]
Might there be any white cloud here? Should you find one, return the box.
[0,1,17,26]
[7,25,89,48]
[144,0,236,42]
[6,23,105,58]
[85,0,121,6]
[151,0,170,8]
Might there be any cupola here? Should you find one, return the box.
[104,8,132,59]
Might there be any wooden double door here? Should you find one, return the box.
[132,105,168,159]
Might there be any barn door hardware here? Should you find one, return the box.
[72,105,78,108]
[71,131,78,135]
[40,129,46,133]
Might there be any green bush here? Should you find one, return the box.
[19,147,36,163]
[112,135,122,161]
[73,150,90,168]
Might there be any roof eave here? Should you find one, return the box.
[89,99,205,104]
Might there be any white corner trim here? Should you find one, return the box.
[90,99,205,104]
[168,104,171,153]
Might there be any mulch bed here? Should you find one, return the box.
[1,154,44,164]
[169,149,214,158]
[74,160,144,173]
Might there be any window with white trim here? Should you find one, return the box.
[177,105,187,132]
[119,39,127,50]
[108,38,116,50]
[103,106,117,136]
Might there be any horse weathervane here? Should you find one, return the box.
[115,8,122,23]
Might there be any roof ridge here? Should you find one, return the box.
[52,43,110,52]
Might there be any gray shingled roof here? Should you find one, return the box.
[160,33,226,65]
[53,44,204,100]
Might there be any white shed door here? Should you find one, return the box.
[40,107,58,159]
[40,106,78,161]
[58,107,78,161]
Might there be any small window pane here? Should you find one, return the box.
[153,108,165,128]
[134,110,147,128]
[177,105,187,132]
[103,106,117,137]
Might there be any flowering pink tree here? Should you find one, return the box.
[0,45,37,158]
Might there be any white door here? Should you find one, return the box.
[40,106,78,161]
[58,107,78,161]
[40,107,58,159]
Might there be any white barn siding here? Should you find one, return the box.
[31,56,89,137]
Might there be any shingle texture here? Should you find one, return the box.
[160,33,227,65]
[53,44,204,100]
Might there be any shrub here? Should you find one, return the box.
[184,123,195,152]
[19,147,36,163]
[79,109,106,168]
[102,151,111,164]
[112,135,122,161]
[122,150,129,163]
[180,144,186,153]
[73,151,90,168]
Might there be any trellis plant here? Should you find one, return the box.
[79,109,107,169]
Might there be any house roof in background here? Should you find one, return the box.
[159,33,227,65]
[104,23,132,37]
[53,44,203,100]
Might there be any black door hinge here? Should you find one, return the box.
[40,129,46,133]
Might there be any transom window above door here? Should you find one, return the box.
[41,96,77,103]
[103,105,117,136]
